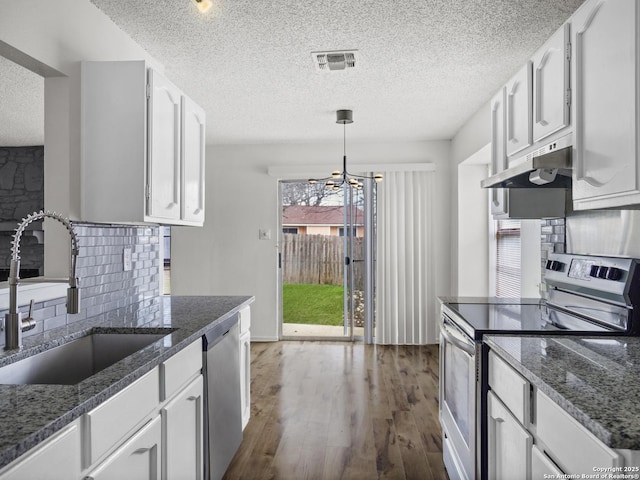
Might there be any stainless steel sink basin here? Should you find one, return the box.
[0,331,172,385]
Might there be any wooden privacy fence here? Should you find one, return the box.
[282,233,363,286]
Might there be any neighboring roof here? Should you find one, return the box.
[283,205,364,226]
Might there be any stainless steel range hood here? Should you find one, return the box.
[481,134,572,189]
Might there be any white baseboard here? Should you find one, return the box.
[250,335,279,342]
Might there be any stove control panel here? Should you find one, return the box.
[545,253,639,306]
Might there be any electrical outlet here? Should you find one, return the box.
[123,247,132,271]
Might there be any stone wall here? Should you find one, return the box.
[0,146,44,275]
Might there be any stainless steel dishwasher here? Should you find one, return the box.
[202,313,243,480]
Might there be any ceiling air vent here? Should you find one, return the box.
[312,50,359,72]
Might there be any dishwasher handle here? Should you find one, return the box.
[203,313,239,351]
[204,329,230,350]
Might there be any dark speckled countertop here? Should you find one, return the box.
[485,334,640,450]
[0,295,254,469]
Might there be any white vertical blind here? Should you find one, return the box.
[375,171,435,345]
[495,219,521,297]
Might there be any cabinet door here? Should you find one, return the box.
[87,416,162,480]
[532,23,570,143]
[487,391,532,480]
[531,445,564,478]
[490,88,509,216]
[573,0,640,207]
[148,69,182,221]
[162,375,204,480]
[181,96,206,224]
[0,421,81,480]
[506,62,533,158]
[240,329,251,430]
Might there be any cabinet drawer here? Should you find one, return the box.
[488,350,530,425]
[161,338,202,401]
[86,415,162,480]
[0,420,81,480]
[86,367,160,465]
[536,389,621,474]
[239,307,251,334]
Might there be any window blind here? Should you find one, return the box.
[495,219,521,297]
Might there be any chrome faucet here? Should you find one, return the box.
[4,211,80,350]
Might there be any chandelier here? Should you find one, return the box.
[309,110,383,191]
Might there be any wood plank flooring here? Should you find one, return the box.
[223,341,450,480]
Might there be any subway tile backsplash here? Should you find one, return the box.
[0,223,161,347]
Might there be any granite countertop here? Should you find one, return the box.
[485,334,640,450]
[0,295,254,469]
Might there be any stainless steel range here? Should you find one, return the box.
[439,253,640,480]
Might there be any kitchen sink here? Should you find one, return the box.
[0,330,173,385]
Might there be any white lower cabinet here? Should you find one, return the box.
[85,416,162,480]
[536,389,621,474]
[162,375,204,480]
[531,444,563,478]
[488,348,637,479]
[239,306,251,430]
[85,367,160,466]
[487,391,532,480]
[0,338,208,480]
[0,420,82,480]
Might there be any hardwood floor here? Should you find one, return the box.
[223,341,450,480]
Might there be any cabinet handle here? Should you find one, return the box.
[196,122,205,215]
[507,88,516,143]
[535,61,547,127]
[172,102,181,209]
[188,395,198,401]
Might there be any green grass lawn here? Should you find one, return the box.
[283,283,344,325]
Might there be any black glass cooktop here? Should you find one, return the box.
[443,303,613,340]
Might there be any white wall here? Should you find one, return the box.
[520,220,542,297]
[171,141,452,341]
[457,162,489,297]
[450,101,491,296]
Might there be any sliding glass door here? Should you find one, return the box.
[279,180,375,341]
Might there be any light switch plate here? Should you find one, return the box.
[259,229,271,240]
[123,247,132,271]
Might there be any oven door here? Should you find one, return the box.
[440,314,478,480]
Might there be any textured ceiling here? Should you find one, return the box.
[1,0,585,146]
[0,56,44,146]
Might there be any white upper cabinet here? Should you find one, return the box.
[181,96,206,224]
[532,23,571,143]
[572,0,640,209]
[81,60,206,226]
[505,62,533,159]
[148,69,182,222]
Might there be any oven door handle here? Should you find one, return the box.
[441,322,476,356]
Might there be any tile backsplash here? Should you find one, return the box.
[0,223,161,347]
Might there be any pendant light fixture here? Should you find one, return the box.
[309,110,383,191]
